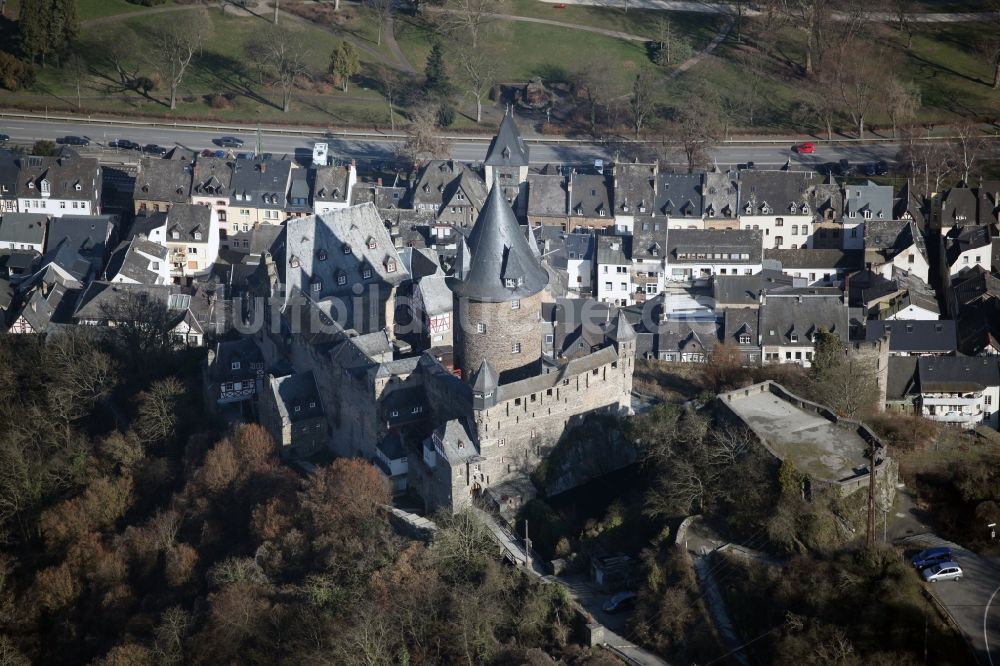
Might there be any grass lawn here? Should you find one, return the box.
[77,0,168,22]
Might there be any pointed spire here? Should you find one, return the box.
[447,179,548,302]
[455,235,471,279]
[484,112,529,167]
[471,360,499,392]
[525,221,541,259]
[607,311,636,342]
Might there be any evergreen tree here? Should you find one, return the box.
[49,0,79,66]
[329,41,359,92]
[20,0,52,67]
[424,41,449,96]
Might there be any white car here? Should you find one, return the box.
[922,561,963,583]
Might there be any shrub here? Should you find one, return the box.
[209,93,231,110]
[31,140,56,156]
[0,52,36,91]
[436,102,455,128]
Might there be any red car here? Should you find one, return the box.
[794,142,815,154]
[553,2,567,7]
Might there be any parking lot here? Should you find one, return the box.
[903,534,1000,665]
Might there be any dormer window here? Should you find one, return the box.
[172,231,180,240]
[367,237,377,249]
[744,202,751,213]
[739,334,751,344]
[505,278,517,288]
[294,405,301,413]
[385,258,397,273]
[362,267,372,279]
[789,203,796,213]
[311,279,322,292]
[231,361,241,370]
[802,204,810,214]
[317,249,327,261]
[193,231,202,241]
[790,333,798,343]
[27,181,34,189]
[343,244,351,255]
[289,256,300,268]
[336,272,347,285]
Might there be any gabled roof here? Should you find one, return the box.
[614,162,657,215]
[885,356,919,400]
[764,248,863,270]
[136,157,192,203]
[191,156,234,196]
[283,203,408,302]
[431,418,479,464]
[415,272,452,316]
[165,203,211,242]
[738,170,817,213]
[703,167,738,218]
[11,280,79,332]
[723,307,760,346]
[940,185,978,225]
[918,355,1000,393]
[668,228,763,263]
[527,173,568,217]
[865,320,957,353]
[109,237,169,285]
[713,269,793,306]
[945,224,992,266]
[270,371,325,423]
[313,165,351,203]
[447,181,548,302]
[484,112,529,167]
[46,215,116,261]
[843,181,893,221]
[655,173,702,218]
[570,173,611,218]
[0,213,47,245]
[759,293,849,345]
[595,234,631,265]
[229,159,292,209]
[16,155,100,204]
[207,338,264,382]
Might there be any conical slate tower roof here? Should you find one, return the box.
[484,111,529,167]
[447,179,548,302]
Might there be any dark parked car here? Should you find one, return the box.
[216,136,244,148]
[236,151,255,160]
[876,160,889,176]
[837,158,852,176]
[912,547,952,570]
[57,135,90,146]
[110,139,140,150]
[0,133,9,143]
[865,162,877,177]
[143,144,168,156]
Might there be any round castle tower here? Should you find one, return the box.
[448,179,549,382]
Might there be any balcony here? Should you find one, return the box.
[922,396,980,407]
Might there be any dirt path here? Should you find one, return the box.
[665,15,733,81]
[383,12,417,75]
[423,7,650,42]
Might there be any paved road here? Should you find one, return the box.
[901,533,1000,666]
[536,0,996,23]
[0,117,907,169]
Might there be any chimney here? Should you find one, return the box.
[260,162,267,173]
[377,178,383,187]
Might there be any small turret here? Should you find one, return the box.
[471,360,499,410]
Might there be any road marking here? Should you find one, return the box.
[987,583,1000,666]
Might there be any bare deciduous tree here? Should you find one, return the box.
[457,47,500,124]
[661,92,721,173]
[431,0,506,49]
[366,0,394,46]
[953,121,988,183]
[630,66,656,138]
[780,0,832,75]
[884,76,919,139]
[399,105,452,164]
[151,11,212,110]
[834,43,883,138]
[248,26,311,113]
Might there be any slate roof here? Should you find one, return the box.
[570,173,611,217]
[656,319,719,355]
[447,182,548,302]
[723,307,760,346]
[565,230,594,261]
[12,281,79,332]
[945,225,992,266]
[713,269,793,306]
[136,157,191,203]
[613,163,657,215]
[282,204,407,309]
[416,272,452,316]
[191,156,234,197]
[894,181,926,226]
[918,355,1000,393]
[596,234,631,265]
[843,181,893,221]
[0,213,47,245]
[951,265,1000,307]
[668,228,763,263]
[0,150,18,201]
[350,182,406,208]
[865,320,957,353]
[632,220,667,261]
[207,338,264,383]
[16,156,100,205]
[940,185,978,225]
[230,159,292,210]
[527,174,568,217]
[165,204,211,243]
[270,371,325,423]
[703,167,738,218]
[738,170,817,215]
[110,237,168,284]
[431,418,480,464]
[759,293,849,345]
[286,169,311,213]
[412,160,471,210]
[484,112,529,167]
[46,215,115,264]
[72,281,180,321]
[764,248,863,270]
[312,165,351,204]
[656,173,703,218]
[885,356,919,400]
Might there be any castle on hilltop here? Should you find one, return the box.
[246,114,635,513]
